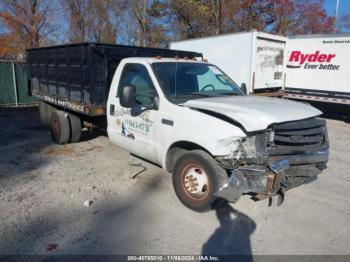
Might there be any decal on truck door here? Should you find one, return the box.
[115,108,154,137]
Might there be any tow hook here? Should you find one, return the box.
[267,159,288,207]
[277,189,285,206]
[268,189,285,207]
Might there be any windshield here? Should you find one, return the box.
[151,62,243,103]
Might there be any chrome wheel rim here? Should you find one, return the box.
[182,164,209,200]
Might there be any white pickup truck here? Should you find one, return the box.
[28,43,329,211]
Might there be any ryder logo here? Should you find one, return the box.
[287,50,340,70]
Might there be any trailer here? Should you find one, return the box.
[170,31,288,95]
[27,43,201,135]
[284,33,350,115]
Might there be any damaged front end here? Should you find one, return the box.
[214,117,329,204]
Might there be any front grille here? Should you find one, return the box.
[267,117,328,157]
[274,117,326,147]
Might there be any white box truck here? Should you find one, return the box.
[170,31,288,95]
[284,33,350,113]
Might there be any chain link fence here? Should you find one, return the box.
[0,61,37,106]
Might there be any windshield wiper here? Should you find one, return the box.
[189,92,212,97]
[174,93,212,98]
[215,92,239,96]
[172,93,212,103]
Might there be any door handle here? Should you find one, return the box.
[110,104,115,116]
[161,118,173,126]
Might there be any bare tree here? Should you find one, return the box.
[109,0,129,44]
[62,0,129,44]
[86,0,113,43]
[131,0,148,46]
[63,0,90,42]
[0,0,56,58]
[211,0,222,35]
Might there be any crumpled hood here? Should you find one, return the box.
[183,95,322,132]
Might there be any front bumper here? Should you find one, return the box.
[214,148,329,203]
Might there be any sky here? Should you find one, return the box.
[324,0,350,16]
[324,0,350,31]
[1,0,349,42]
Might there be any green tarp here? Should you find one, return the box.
[0,61,37,106]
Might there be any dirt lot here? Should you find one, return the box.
[0,106,349,255]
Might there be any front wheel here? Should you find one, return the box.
[172,150,227,212]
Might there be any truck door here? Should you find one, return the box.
[254,38,285,91]
[107,63,159,163]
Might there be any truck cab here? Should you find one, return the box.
[107,57,329,211]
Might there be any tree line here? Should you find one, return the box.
[0,0,349,59]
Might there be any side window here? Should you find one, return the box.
[118,63,156,106]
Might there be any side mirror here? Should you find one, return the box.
[240,83,247,95]
[120,85,136,108]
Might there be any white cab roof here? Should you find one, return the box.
[122,57,206,64]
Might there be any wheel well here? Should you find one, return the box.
[165,141,212,172]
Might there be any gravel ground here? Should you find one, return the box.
[0,106,349,255]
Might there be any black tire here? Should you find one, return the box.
[172,150,227,212]
[50,110,70,144]
[39,101,53,127]
[68,113,82,143]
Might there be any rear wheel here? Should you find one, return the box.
[39,101,54,127]
[50,110,70,144]
[172,150,227,212]
[68,113,82,143]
